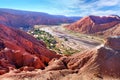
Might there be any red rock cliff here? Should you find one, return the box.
[65,15,120,36]
[0,24,60,74]
[43,36,120,79]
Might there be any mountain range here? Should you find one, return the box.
[0,8,81,30]
[65,15,120,37]
[1,8,120,80]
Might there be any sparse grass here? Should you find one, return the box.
[28,29,57,49]
[29,24,103,55]
[54,36,80,55]
[28,28,80,55]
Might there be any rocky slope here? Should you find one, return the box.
[98,23,120,37]
[1,36,120,80]
[65,15,120,37]
[0,24,60,75]
[0,8,81,30]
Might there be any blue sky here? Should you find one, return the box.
[0,0,120,16]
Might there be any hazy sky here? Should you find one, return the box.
[0,0,120,16]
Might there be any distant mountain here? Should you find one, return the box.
[0,24,60,74]
[0,8,81,30]
[65,15,120,37]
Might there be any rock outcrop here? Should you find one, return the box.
[105,36,120,51]
[44,36,120,79]
[65,15,120,37]
[0,24,60,74]
[100,23,120,37]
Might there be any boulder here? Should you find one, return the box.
[105,36,120,51]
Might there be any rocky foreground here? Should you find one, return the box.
[0,24,120,80]
[0,24,60,75]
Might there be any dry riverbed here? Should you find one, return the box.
[34,24,103,53]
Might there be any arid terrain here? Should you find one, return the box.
[0,8,120,80]
[35,24,103,52]
[65,15,120,37]
[1,35,120,80]
[0,8,80,30]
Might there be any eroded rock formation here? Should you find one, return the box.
[65,15,120,37]
[0,24,60,74]
[1,36,120,80]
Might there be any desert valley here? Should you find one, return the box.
[0,5,120,80]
